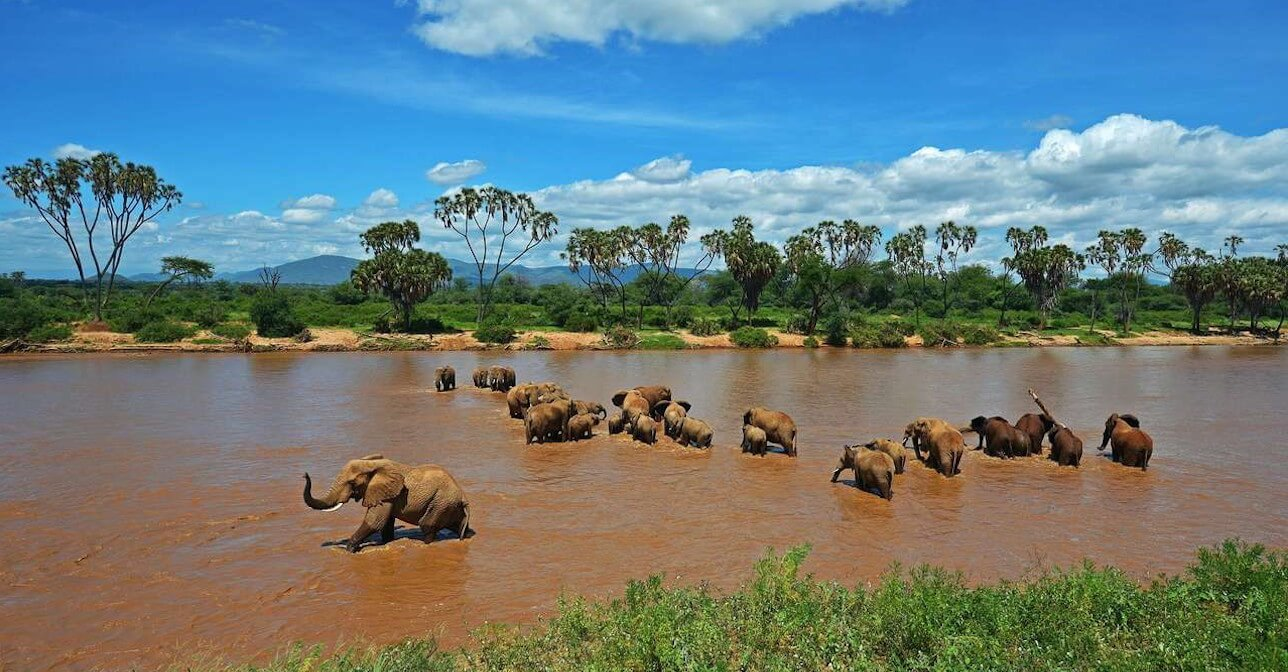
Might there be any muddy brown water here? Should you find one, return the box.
[1,347,1285,670]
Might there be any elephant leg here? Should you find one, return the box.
[381,511,396,544]
[346,503,393,552]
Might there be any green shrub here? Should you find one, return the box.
[211,322,252,340]
[638,333,687,350]
[0,297,51,339]
[689,316,722,337]
[327,281,368,305]
[961,324,1001,345]
[730,326,778,348]
[26,323,73,343]
[601,325,640,349]
[249,292,306,338]
[851,323,907,348]
[670,305,695,328]
[527,334,552,350]
[192,302,227,328]
[474,323,516,344]
[802,335,819,348]
[784,313,810,334]
[109,305,164,333]
[823,313,850,346]
[563,312,599,333]
[919,322,961,347]
[134,321,196,343]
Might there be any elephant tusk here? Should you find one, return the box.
[319,501,344,512]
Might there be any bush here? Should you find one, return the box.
[730,326,778,348]
[919,322,961,347]
[670,305,695,328]
[802,335,819,348]
[823,313,850,347]
[249,292,306,338]
[26,323,73,343]
[961,324,1000,345]
[689,316,722,337]
[134,321,196,343]
[527,334,552,350]
[211,322,252,340]
[109,306,164,333]
[638,333,687,350]
[851,323,907,348]
[327,281,368,305]
[784,313,810,335]
[601,325,640,349]
[563,312,599,333]
[192,303,226,328]
[0,297,51,339]
[474,322,516,344]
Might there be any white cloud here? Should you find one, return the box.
[278,193,337,224]
[407,0,908,56]
[51,143,102,160]
[363,188,399,208]
[288,194,337,209]
[426,159,487,185]
[631,155,692,183]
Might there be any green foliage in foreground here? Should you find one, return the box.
[201,540,1286,672]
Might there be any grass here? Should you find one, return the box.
[190,539,1286,672]
[637,332,689,350]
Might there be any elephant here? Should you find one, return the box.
[567,412,600,440]
[1099,413,1153,470]
[303,455,470,553]
[525,398,576,444]
[743,407,797,456]
[903,418,965,477]
[507,382,563,419]
[1047,425,1083,467]
[653,400,693,437]
[630,415,658,444]
[1015,413,1054,455]
[632,385,672,410]
[471,367,489,388]
[674,416,713,448]
[831,445,895,500]
[969,416,1032,458]
[434,366,456,392]
[741,424,768,456]
[863,438,907,474]
[607,416,625,434]
[612,389,652,426]
[572,399,608,420]
[487,365,516,392]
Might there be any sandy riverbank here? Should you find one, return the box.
[1,325,1279,355]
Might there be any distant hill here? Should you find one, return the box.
[130,254,704,287]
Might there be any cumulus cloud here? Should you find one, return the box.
[631,155,692,183]
[363,188,399,208]
[406,0,908,56]
[280,193,337,224]
[426,159,487,185]
[52,143,102,160]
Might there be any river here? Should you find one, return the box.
[0,347,1284,670]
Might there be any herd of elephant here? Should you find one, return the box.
[303,365,1155,551]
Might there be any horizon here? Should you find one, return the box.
[2,0,1287,278]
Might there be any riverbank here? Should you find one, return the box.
[1,324,1279,354]
[186,541,1284,672]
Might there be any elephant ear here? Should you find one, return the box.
[362,465,405,507]
[1119,414,1141,428]
[611,390,630,407]
[677,400,692,412]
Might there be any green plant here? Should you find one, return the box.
[192,302,226,328]
[134,320,195,343]
[249,291,306,338]
[601,325,640,349]
[211,322,252,340]
[638,333,687,350]
[528,334,552,350]
[851,323,908,348]
[689,316,722,337]
[823,312,850,346]
[109,305,164,333]
[961,323,1000,345]
[474,322,517,344]
[919,322,962,347]
[563,312,599,333]
[802,335,819,348]
[26,323,72,342]
[730,326,778,348]
[0,296,51,339]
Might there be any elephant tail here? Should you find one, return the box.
[951,450,963,476]
[459,502,471,539]
[884,471,893,500]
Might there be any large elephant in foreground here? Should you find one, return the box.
[743,406,797,456]
[303,455,471,553]
[903,417,965,477]
[831,445,894,500]
[1100,413,1153,470]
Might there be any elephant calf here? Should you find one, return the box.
[471,366,489,388]
[434,365,456,392]
[1100,413,1153,470]
[630,415,658,445]
[607,416,625,435]
[831,445,895,500]
[744,406,797,456]
[653,400,692,438]
[612,389,652,426]
[303,455,471,553]
[1047,425,1083,467]
[864,438,907,474]
[674,416,713,448]
[568,413,600,441]
[741,424,768,456]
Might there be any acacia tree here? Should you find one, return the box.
[3,152,182,321]
[564,227,630,320]
[434,186,557,324]
[623,215,716,328]
[885,225,931,328]
[351,220,452,332]
[700,216,781,325]
[1004,226,1083,329]
[1219,235,1245,330]
[933,220,977,318]
[143,256,214,309]
[784,219,881,333]
[998,226,1045,328]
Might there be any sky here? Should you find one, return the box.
[1,0,1286,277]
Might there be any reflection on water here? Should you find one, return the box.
[0,347,1285,670]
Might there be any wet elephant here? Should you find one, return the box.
[903,418,965,477]
[1100,413,1153,470]
[434,366,456,392]
[743,406,797,456]
[1047,425,1083,467]
[831,445,894,500]
[674,416,713,448]
[741,425,768,456]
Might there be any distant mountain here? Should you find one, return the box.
[130,254,705,287]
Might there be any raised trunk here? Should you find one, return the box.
[302,473,346,511]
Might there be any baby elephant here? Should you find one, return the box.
[434,366,456,392]
[863,438,907,474]
[607,416,625,435]
[741,424,768,456]
[630,415,658,444]
[674,416,714,448]
[567,413,600,441]
[831,445,895,500]
[1047,425,1083,467]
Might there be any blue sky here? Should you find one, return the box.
[1,0,1286,276]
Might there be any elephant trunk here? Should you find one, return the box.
[596,406,607,420]
[1098,425,1112,451]
[302,473,346,512]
